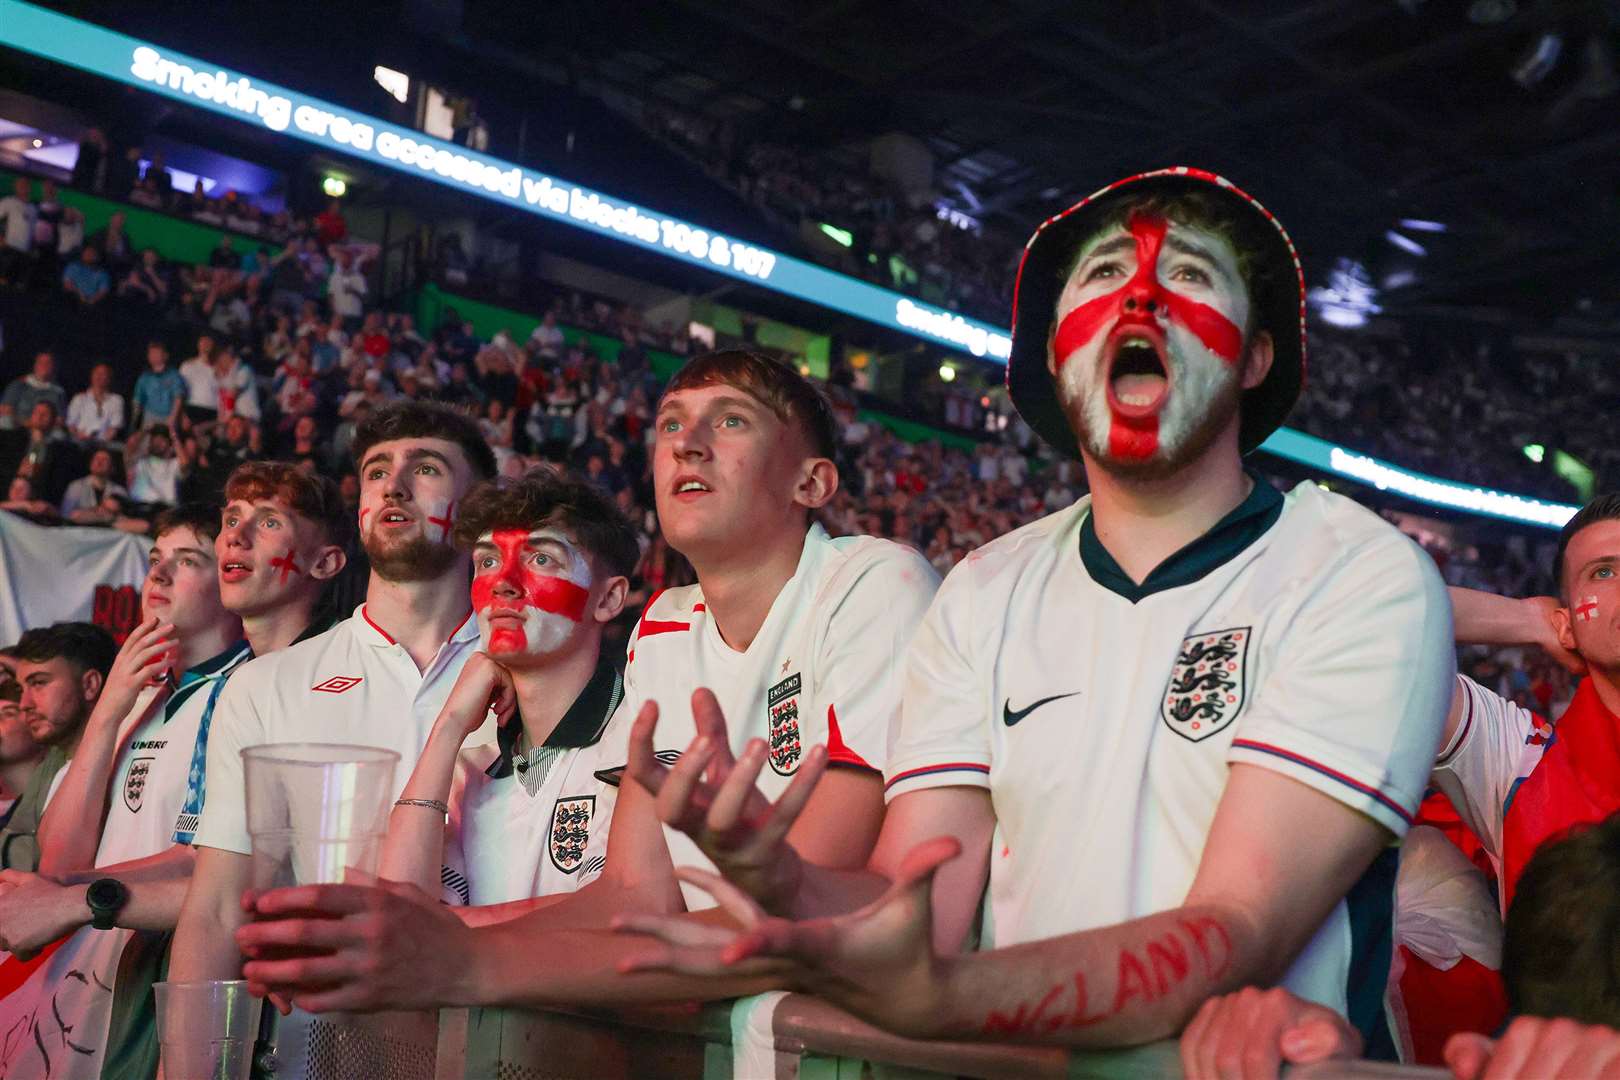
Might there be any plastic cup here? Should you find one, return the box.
[154,979,263,1080]
[242,743,400,890]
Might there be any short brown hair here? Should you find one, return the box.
[1504,811,1620,1026]
[661,350,837,459]
[225,461,351,548]
[1066,191,1277,338]
[452,469,639,578]
[154,502,224,547]
[352,401,497,481]
[1554,493,1620,601]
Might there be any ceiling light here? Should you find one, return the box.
[1385,230,1427,257]
[938,364,956,382]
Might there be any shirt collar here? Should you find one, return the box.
[488,659,623,780]
[1079,472,1285,604]
[166,640,251,719]
[354,604,479,648]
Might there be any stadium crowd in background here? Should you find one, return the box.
[2,131,1619,1080]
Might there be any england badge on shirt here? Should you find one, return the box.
[767,672,804,775]
[1161,627,1250,742]
[549,795,594,873]
[124,756,154,812]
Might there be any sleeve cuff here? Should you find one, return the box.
[1434,675,1474,767]
[1228,738,1416,836]
[883,758,991,801]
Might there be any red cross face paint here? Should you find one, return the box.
[1576,595,1600,622]
[1050,213,1251,467]
[470,527,593,664]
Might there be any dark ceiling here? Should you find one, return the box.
[29,0,1620,329]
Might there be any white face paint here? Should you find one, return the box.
[471,527,594,665]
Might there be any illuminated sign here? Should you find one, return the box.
[1259,428,1578,530]
[0,0,1010,360]
[0,0,1582,525]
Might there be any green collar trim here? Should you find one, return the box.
[1079,474,1284,603]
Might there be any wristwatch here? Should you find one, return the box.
[86,877,129,930]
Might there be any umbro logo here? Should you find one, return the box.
[312,676,364,694]
[1003,691,1082,727]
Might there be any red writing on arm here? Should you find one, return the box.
[978,915,1234,1037]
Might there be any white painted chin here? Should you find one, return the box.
[477,608,577,661]
[1055,326,1237,464]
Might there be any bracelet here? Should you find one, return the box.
[395,798,449,815]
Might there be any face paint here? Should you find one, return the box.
[426,499,456,544]
[471,528,592,660]
[1576,596,1600,622]
[270,550,302,585]
[1051,213,1250,465]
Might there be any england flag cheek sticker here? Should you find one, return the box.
[1576,595,1600,622]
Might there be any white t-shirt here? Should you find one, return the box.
[0,195,36,252]
[602,524,938,908]
[442,663,622,905]
[885,480,1453,1023]
[179,357,220,411]
[194,605,482,856]
[130,456,180,506]
[65,391,125,441]
[328,266,367,318]
[1429,674,1550,895]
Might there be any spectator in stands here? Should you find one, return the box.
[108,144,141,202]
[65,362,125,444]
[61,242,110,306]
[60,446,129,525]
[1,474,56,521]
[213,341,260,423]
[314,197,347,247]
[328,247,367,331]
[145,149,176,203]
[55,206,84,261]
[0,677,42,817]
[528,310,565,358]
[126,423,184,510]
[0,351,66,429]
[88,209,133,277]
[127,172,164,210]
[131,340,185,431]
[179,333,220,426]
[71,126,111,193]
[16,400,75,505]
[119,246,171,306]
[0,176,37,288]
[0,622,116,870]
[31,180,62,282]
[207,234,241,272]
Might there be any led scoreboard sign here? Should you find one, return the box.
[0,0,1582,529]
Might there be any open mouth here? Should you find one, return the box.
[220,561,252,583]
[377,508,414,527]
[672,476,712,500]
[1105,326,1171,418]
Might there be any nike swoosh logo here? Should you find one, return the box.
[1003,692,1082,727]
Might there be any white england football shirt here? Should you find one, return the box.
[442,661,622,905]
[195,605,482,856]
[98,641,250,866]
[1429,674,1550,892]
[602,523,939,908]
[886,479,1453,1028]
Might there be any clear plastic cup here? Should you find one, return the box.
[242,743,400,890]
[154,979,263,1080]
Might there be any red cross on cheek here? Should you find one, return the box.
[426,500,456,542]
[270,551,302,584]
[1576,597,1599,622]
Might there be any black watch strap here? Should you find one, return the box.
[86,877,129,930]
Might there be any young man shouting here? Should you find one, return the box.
[233,352,938,1015]
[379,469,637,912]
[617,169,1454,1059]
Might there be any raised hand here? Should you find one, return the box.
[96,615,175,721]
[616,837,959,1039]
[624,688,828,911]
[435,651,517,741]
